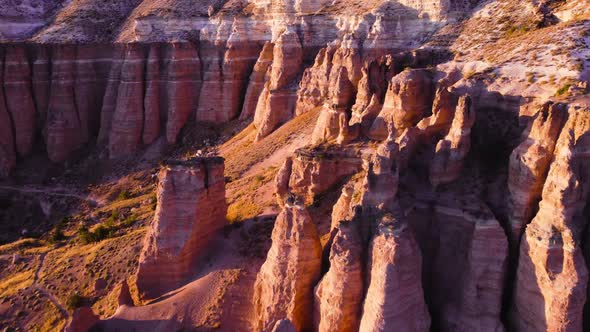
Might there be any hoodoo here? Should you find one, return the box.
[136,157,227,300]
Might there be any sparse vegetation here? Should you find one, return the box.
[117,190,131,201]
[66,293,84,311]
[556,83,572,96]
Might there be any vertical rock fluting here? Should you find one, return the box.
[429,196,507,331]
[512,109,590,332]
[45,45,85,162]
[429,95,475,187]
[310,66,357,145]
[359,216,431,332]
[368,69,434,140]
[253,200,322,332]
[507,102,567,250]
[314,220,364,332]
[166,43,201,143]
[0,55,16,176]
[98,45,125,145]
[295,44,337,116]
[136,157,227,300]
[31,46,50,128]
[108,44,146,157]
[288,147,362,205]
[142,44,162,146]
[241,42,274,119]
[253,28,303,141]
[350,55,395,135]
[3,45,36,157]
[361,123,400,211]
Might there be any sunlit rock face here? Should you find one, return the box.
[136,158,227,300]
[512,109,590,332]
[253,199,322,332]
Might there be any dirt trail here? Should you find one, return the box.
[0,185,103,206]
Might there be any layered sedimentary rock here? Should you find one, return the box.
[359,216,431,332]
[314,220,364,332]
[361,123,400,210]
[512,109,590,332]
[253,199,322,332]
[350,56,396,135]
[3,45,36,157]
[428,195,507,331]
[253,28,303,141]
[288,146,362,205]
[275,156,293,207]
[369,69,434,140]
[108,45,146,157]
[136,157,227,300]
[429,95,475,187]
[507,102,567,249]
[241,42,274,119]
[310,66,358,145]
[330,183,355,231]
[0,56,16,177]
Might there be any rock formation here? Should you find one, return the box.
[288,146,362,205]
[253,198,322,332]
[359,215,431,332]
[429,95,475,187]
[253,28,303,141]
[65,307,100,332]
[314,220,364,332]
[136,157,227,300]
[369,69,434,140]
[428,195,507,331]
[512,109,590,332]
[241,42,274,119]
[507,102,567,250]
[0,56,15,177]
[271,319,296,332]
[3,45,36,158]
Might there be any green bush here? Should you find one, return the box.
[556,84,572,96]
[117,190,131,201]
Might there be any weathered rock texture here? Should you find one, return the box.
[136,157,227,300]
[65,307,100,332]
[314,220,364,332]
[512,109,590,332]
[253,200,322,332]
[288,147,362,205]
[253,29,303,141]
[507,102,567,249]
[369,69,434,140]
[428,195,507,331]
[429,95,475,187]
[359,217,431,332]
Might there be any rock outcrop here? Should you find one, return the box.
[507,102,567,249]
[65,307,99,332]
[314,220,364,332]
[512,109,590,332]
[253,28,303,141]
[136,157,227,300]
[288,146,362,205]
[0,56,16,177]
[429,95,475,187]
[253,199,322,332]
[369,69,434,140]
[241,42,274,119]
[428,195,507,331]
[359,215,431,332]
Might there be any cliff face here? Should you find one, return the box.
[253,200,322,332]
[136,158,227,300]
[512,109,590,332]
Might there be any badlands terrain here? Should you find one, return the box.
[0,0,590,331]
